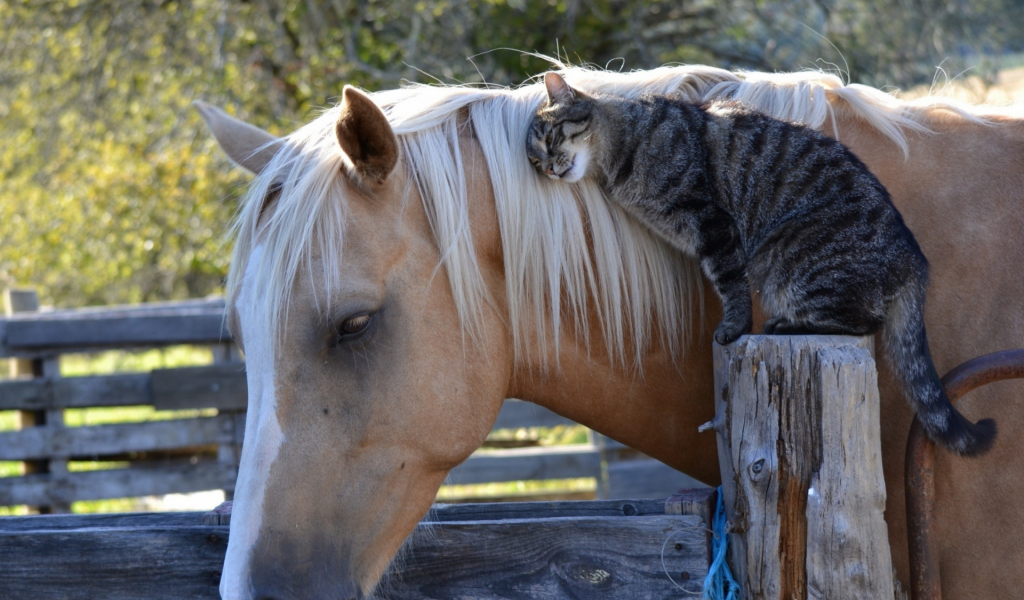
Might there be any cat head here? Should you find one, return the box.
[527,72,597,183]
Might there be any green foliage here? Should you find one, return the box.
[1,0,1021,308]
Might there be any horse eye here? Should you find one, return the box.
[337,313,373,338]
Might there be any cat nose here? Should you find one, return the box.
[545,165,555,176]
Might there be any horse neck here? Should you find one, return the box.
[505,308,720,482]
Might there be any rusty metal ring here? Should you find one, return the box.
[906,348,1024,600]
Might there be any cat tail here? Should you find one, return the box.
[883,281,997,456]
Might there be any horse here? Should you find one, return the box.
[196,64,1024,600]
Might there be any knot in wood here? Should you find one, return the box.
[748,457,770,481]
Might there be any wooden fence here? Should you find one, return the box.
[0,488,716,599]
[0,290,703,512]
[1,306,902,599]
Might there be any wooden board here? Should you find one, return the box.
[0,526,228,600]
[0,445,599,506]
[448,445,602,485]
[0,511,208,532]
[392,515,708,599]
[151,363,247,410]
[0,368,247,411]
[0,372,155,411]
[0,511,710,600]
[491,399,578,430]
[204,496,684,526]
[606,458,708,500]
[431,497,671,521]
[0,415,236,461]
[10,489,712,531]
[0,460,237,506]
[0,298,229,357]
[0,377,564,420]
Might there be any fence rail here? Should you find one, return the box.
[0,489,716,600]
[1,290,703,511]
[0,298,229,358]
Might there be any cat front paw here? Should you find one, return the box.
[714,319,751,345]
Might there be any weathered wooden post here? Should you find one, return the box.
[3,288,70,514]
[211,340,245,501]
[705,335,893,599]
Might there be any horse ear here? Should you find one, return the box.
[336,86,398,183]
[193,101,282,175]
[544,72,576,105]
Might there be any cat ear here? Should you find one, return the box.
[336,85,399,183]
[544,72,576,105]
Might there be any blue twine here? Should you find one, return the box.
[703,486,741,600]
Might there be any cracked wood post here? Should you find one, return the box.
[706,335,894,600]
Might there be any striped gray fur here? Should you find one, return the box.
[527,73,995,456]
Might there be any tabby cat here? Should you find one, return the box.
[527,72,995,456]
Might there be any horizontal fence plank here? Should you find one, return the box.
[0,441,606,506]
[151,363,247,410]
[0,366,247,411]
[0,298,229,357]
[0,415,235,461]
[491,399,577,430]
[3,492,709,533]
[395,515,708,599]
[207,495,695,526]
[449,445,601,485]
[0,512,709,600]
[0,460,237,506]
[204,497,677,527]
[0,526,227,600]
[0,375,573,430]
[431,497,672,521]
[0,373,152,410]
[0,511,209,532]
[0,374,570,421]
[606,459,709,500]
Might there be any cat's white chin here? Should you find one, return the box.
[560,148,590,183]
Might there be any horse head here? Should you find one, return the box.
[197,88,513,600]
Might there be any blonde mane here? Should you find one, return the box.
[226,64,992,367]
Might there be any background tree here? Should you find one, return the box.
[1,0,1021,308]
